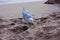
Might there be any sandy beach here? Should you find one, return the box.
[0,10,60,40]
[0,1,60,19]
[0,1,60,40]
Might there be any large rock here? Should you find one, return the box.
[45,0,60,4]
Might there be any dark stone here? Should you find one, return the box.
[55,0,60,3]
[44,2,54,4]
[45,0,60,4]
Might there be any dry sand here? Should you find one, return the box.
[0,1,60,40]
[0,1,60,19]
[0,11,60,40]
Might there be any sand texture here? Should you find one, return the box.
[0,11,60,40]
[0,1,60,19]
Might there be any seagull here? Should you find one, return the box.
[22,8,33,23]
[22,8,35,28]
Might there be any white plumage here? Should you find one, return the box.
[22,8,33,23]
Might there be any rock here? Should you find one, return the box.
[45,0,60,4]
[44,1,54,4]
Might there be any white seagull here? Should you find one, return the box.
[22,8,33,24]
[22,8,35,28]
